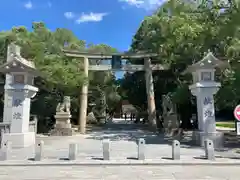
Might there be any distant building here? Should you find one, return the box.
[113,100,138,118]
[121,100,137,114]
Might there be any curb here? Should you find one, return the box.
[0,160,240,166]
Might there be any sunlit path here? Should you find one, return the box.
[0,165,238,179]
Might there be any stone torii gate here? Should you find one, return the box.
[63,50,166,133]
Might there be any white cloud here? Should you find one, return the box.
[119,0,144,7]
[76,12,108,24]
[119,0,165,10]
[24,1,33,9]
[64,12,75,19]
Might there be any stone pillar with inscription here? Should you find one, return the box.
[0,43,40,148]
[184,51,228,148]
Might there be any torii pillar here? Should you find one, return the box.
[144,58,157,130]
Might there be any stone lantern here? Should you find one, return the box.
[184,51,228,148]
[0,43,40,148]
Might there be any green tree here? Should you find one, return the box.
[0,22,120,131]
[121,0,240,128]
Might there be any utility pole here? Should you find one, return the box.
[79,57,89,134]
[144,58,157,130]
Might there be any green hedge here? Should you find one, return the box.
[216,122,235,128]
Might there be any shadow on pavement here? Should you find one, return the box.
[85,121,240,153]
[85,122,200,149]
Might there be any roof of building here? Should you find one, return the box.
[122,102,137,113]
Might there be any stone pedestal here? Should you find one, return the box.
[50,112,74,136]
[192,130,224,149]
[2,85,38,148]
[190,83,224,149]
[2,132,35,148]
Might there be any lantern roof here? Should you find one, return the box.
[0,44,41,76]
[184,51,229,74]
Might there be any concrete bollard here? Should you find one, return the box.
[0,141,11,161]
[204,139,215,160]
[102,139,110,160]
[172,140,180,160]
[35,140,44,161]
[138,138,145,160]
[69,143,78,160]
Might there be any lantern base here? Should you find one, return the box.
[192,130,224,149]
[2,132,35,148]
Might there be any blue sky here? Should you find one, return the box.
[0,0,164,79]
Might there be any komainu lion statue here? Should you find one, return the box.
[56,96,71,113]
[162,94,181,137]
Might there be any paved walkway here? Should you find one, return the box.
[7,127,239,162]
[1,118,240,179]
[0,165,239,179]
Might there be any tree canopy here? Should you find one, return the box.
[120,0,240,128]
[2,0,240,130]
[0,22,120,131]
